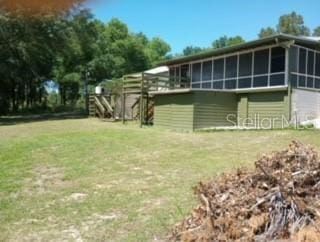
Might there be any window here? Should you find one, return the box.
[239,53,252,77]
[213,58,224,80]
[316,53,320,77]
[238,78,251,88]
[299,48,307,74]
[270,74,285,86]
[192,63,201,83]
[253,76,268,87]
[254,49,269,75]
[308,51,315,75]
[225,55,237,78]
[271,47,285,73]
[202,60,212,81]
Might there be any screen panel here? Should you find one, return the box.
[202,60,212,81]
[254,49,269,75]
[307,51,315,76]
[299,48,307,74]
[202,82,211,89]
[212,81,223,89]
[238,78,251,88]
[192,83,200,88]
[253,76,268,87]
[307,77,314,88]
[192,62,201,83]
[290,74,298,88]
[213,58,224,80]
[225,55,237,78]
[316,53,320,77]
[270,74,285,86]
[271,47,285,73]
[315,78,320,89]
[225,79,236,89]
[298,76,306,87]
[239,52,252,77]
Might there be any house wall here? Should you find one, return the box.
[193,92,238,129]
[291,88,320,123]
[153,93,194,130]
[154,90,290,130]
[237,91,289,128]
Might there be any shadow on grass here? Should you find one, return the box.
[0,112,88,126]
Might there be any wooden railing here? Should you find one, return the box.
[122,73,191,94]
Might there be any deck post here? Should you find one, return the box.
[146,93,149,125]
[122,77,126,124]
[140,73,144,128]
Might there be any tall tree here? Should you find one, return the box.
[258,27,277,38]
[259,12,310,38]
[182,46,204,56]
[277,12,310,36]
[313,26,320,37]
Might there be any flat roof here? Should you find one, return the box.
[160,34,320,66]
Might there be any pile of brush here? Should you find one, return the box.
[171,141,320,241]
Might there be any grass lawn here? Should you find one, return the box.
[1,117,320,241]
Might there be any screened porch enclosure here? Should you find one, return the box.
[289,45,320,90]
[169,45,287,91]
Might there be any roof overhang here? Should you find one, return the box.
[150,86,288,95]
[149,88,192,95]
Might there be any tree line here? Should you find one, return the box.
[182,12,320,56]
[0,7,171,114]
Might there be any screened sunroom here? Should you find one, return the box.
[164,34,320,92]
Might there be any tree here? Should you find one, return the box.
[313,26,320,37]
[277,12,310,36]
[259,27,277,38]
[147,37,171,66]
[259,12,310,38]
[212,36,245,49]
[183,46,204,56]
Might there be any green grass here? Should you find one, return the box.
[1,118,320,241]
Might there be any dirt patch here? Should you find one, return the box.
[171,141,320,241]
[61,193,88,203]
[32,165,65,194]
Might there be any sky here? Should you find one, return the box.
[85,0,320,54]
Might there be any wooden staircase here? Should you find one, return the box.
[89,94,115,121]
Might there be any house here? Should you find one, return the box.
[149,34,320,130]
